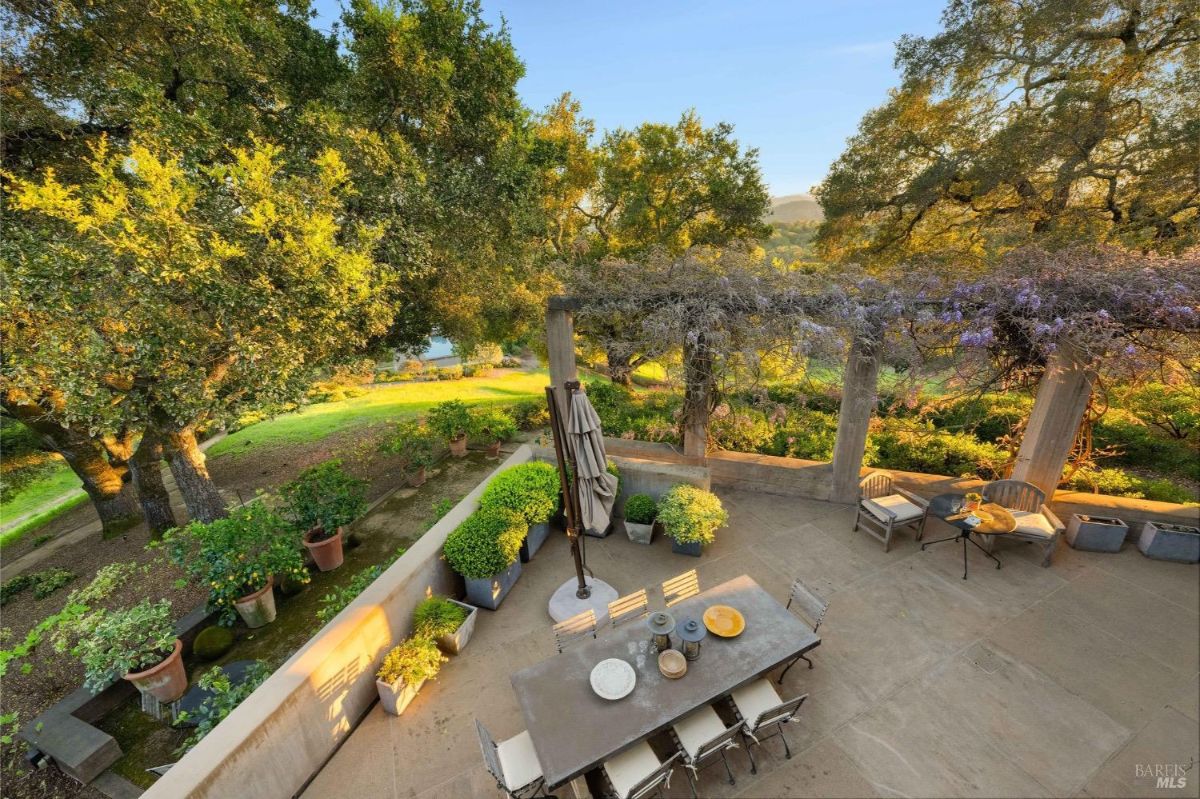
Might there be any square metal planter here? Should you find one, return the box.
[1065,514,1128,553]
[463,559,523,610]
[520,521,551,563]
[436,599,478,655]
[1137,521,1200,563]
[671,539,702,557]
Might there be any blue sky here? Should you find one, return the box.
[309,1,947,197]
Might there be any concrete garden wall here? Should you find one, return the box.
[143,446,535,799]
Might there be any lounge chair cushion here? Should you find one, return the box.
[672,705,727,760]
[497,730,543,791]
[731,678,784,733]
[1010,510,1057,539]
[604,740,662,799]
[863,494,925,524]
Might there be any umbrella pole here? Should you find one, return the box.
[545,386,591,600]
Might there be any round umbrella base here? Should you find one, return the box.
[548,576,618,623]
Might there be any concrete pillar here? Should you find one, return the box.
[546,296,580,422]
[1011,344,1097,498]
[830,335,881,504]
[681,333,712,463]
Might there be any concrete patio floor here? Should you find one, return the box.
[302,489,1200,799]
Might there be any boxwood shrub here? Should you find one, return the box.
[443,507,526,579]
[624,494,657,524]
[479,462,559,525]
[657,484,728,545]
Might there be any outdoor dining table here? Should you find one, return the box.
[509,574,820,789]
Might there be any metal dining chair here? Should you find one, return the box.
[668,706,744,797]
[777,578,828,683]
[607,589,650,628]
[662,569,700,608]
[728,681,808,774]
[552,609,597,653]
[476,719,553,798]
[602,745,680,799]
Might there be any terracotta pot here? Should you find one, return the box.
[304,526,345,572]
[409,465,427,487]
[448,435,467,457]
[234,578,277,628]
[124,638,188,703]
[486,440,502,457]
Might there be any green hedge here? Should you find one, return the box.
[443,507,526,579]
[479,462,559,525]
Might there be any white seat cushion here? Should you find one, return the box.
[604,740,662,799]
[863,494,924,524]
[497,730,543,791]
[730,678,783,733]
[1010,510,1056,538]
[672,704,726,760]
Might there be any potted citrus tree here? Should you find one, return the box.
[73,599,188,702]
[279,459,368,572]
[623,493,657,545]
[470,408,517,457]
[162,503,309,628]
[428,400,472,457]
[658,484,728,557]
[382,421,438,486]
[375,636,447,715]
[443,507,526,609]
[479,461,559,562]
[414,595,477,655]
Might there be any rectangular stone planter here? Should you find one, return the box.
[437,599,478,655]
[1137,521,1200,563]
[1066,514,1128,553]
[625,520,655,545]
[671,538,702,557]
[376,676,425,716]
[463,559,523,610]
[520,521,551,563]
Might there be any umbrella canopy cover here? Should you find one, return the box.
[568,389,619,535]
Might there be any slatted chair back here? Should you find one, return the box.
[694,720,744,764]
[858,471,894,501]
[751,693,808,732]
[983,479,1045,513]
[553,609,597,653]
[663,569,700,608]
[475,719,506,788]
[785,579,829,633]
[608,589,649,628]
[627,752,681,799]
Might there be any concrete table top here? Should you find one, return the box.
[510,574,820,788]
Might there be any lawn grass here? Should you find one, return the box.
[0,493,89,549]
[1,465,81,526]
[208,368,551,458]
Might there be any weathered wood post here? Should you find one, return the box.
[546,296,580,422]
[830,334,881,503]
[1011,343,1097,499]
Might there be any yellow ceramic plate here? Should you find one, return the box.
[703,605,746,638]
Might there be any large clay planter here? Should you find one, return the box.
[124,638,188,703]
[234,578,277,628]
[486,440,502,457]
[448,435,468,458]
[409,465,427,487]
[376,676,425,716]
[304,526,345,572]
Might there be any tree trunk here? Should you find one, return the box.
[130,430,177,536]
[605,346,634,386]
[682,333,714,461]
[161,426,227,523]
[2,398,142,535]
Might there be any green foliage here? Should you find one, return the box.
[657,485,728,546]
[1067,468,1196,504]
[314,548,405,625]
[1094,412,1200,482]
[0,418,60,504]
[1120,384,1200,441]
[443,507,526,579]
[623,494,657,525]
[510,399,550,430]
[279,459,368,534]
[927,394,1033,444]
[869,427,1008,479]
[177,662,271,754]
[1,568,77,606]
[479,462,560,526]
[159,503,308,625]
[470,408,517,443]
[73,599,176,692]
[427,400,472,441]
[709,406,774,452]
[412,596,468,640]
[767,409,843,461]
[431,497,455,521]
[381,421,438,469]
[376,637,446,686]
[192,626,236,662]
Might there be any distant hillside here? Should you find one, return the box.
[767,193,823,223]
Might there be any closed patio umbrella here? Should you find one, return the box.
[567,388,619,536]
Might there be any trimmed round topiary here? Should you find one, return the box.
[443,507,526,579]
[193,625,236,661]
[657,484,728,546]
[479,462,560,526]
[624,494,657,525]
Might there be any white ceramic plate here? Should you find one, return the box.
[590,658,636,700]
